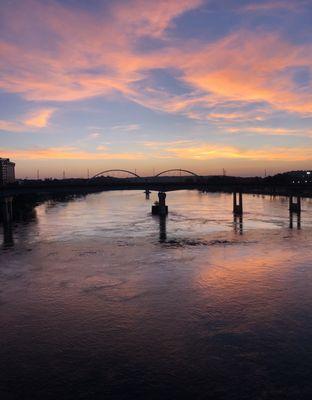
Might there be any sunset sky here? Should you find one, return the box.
[0,0,311,178]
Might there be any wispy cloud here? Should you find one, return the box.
[88,132,102,139]
[163,143,312,162]
[3,139,312,164]
[23,108,55,128]
[0,120,26,133]
[0,108,55,132]
[242,1,306,13]
[0,146,145,160]
[226,126,312,137]
[111,124,140,132]
[0,0,310,120]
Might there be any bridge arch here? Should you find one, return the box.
[91,169,141,179]
[154,169,200,178]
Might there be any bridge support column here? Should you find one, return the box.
[152,192,168,215]
[0,197,13,223]
[145,189,151,199]
[289,196,301,214]
[233,192,243,215]
[0,197,14,248]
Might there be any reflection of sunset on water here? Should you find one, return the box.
[1,191,312,399]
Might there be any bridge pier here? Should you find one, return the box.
[145,189,151,199]
[152,192,168,216]
[233,192,243,215]
[0,197,14,248]
[289,196,301,214]
[0,197,13,223]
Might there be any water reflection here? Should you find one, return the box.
[145,189,151,200]
[0,194,87,249]
[1,190,312,399]
[158,215,167,242]
[289,211,301,230]
[1,191,312,248]
[233,215,243,235]
[2,220,14,248]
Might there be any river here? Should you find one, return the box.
[1,190,312,399]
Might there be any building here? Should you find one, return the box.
[0,158,15,186]
[288,170,312,184]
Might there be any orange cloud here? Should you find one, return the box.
[2,140,312,164]
[0,0,311,120]
[0,146,145,160]
[24,108,55,128]
[164,143,312,161]
[226,126,312,137]
[179,31,312,115]
[0,120,26,133]
[0,108,55,132]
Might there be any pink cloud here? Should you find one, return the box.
[178,31,312,114]
[0,146,145,160]
[24,108,55,128]
[0,0,311,120]
[0,108,55,132]
[112,0,203,37]
[163,143,312,162]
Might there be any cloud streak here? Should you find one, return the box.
[163,143,312,162]
[242,1,306,13]
[0,146,145,160]
[0,108,55,132]
[2,140,312,163]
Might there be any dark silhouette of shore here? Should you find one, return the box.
[1,171,311,199]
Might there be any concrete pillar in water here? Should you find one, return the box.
[158,192,168,215]
[289,195,301,214]
[233,192,243,215]
[152,191,168,215]
[0,197,13,223]
[0,197,14,248]
[145,189,151,200]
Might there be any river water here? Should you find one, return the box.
[1,190,312,399]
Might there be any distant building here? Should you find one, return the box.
[0,158,15,185]
[288,170,312,184]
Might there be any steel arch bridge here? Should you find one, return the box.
[91,169,141,179]
[154,169,200,178]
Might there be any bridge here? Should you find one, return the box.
[154,169,200,178]
[91,169,141,179]
[91,168,201,179]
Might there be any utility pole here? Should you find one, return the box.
[87,169,90,179]
[37,169,40,180]
[62,170,66,180]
